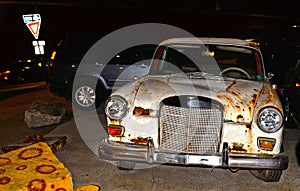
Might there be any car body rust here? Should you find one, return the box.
[100,38,288,181]
[130,137,150,145]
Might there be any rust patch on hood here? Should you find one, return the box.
[264,91,275,104]
[216,94,235,106]
[217,81,264,122]
[250,94,258,104]
[236,114,245,122]
[230,91,241,98]
[226,81,237,92]
[224,81,243,103]
[132,81,144,101]
[131,78,170,104]
[248,93,259,119]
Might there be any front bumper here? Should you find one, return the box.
[99,138,288,170]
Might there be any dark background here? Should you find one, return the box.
[1,0,300,64]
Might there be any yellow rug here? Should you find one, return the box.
[0,142,73,191]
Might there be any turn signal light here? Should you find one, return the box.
[258,138,276,151]
[108,125,124,136]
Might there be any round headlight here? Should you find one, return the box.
[257,107,283,133]
[105,96,128,120]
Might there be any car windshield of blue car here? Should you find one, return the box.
[150,44,264,81]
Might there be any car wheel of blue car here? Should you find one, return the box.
[72,78,103,111]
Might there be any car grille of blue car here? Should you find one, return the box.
[160,105,222,154]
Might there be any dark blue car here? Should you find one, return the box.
[48,34,157,110]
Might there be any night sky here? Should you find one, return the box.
[1,1,300,65]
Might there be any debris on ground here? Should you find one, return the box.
[1,134,67,153]
[24,100,67,128]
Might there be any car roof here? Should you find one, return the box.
[159,37,258,48]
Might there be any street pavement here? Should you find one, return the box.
[48,117,300,191]
[1,87,300,190]
[0,81,47,100]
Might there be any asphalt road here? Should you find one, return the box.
[0,87,300,190]
[49,118,300,191]
[0,81,47,100]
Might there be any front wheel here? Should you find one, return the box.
[249,169,282,182]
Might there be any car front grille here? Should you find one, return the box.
[160,105,222,154]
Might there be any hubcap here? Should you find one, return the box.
[75,86,96,107]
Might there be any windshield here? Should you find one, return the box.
[150,43,264,81]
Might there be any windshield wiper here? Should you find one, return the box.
[169,72,224,80]
[186,72,205,79]
[169,72,188,78]
[186,72,223,79]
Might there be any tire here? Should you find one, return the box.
[249,169,282,182]
[72,78,104,111]
[117,161,136,170]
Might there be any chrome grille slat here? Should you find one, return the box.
[160,105,222,154]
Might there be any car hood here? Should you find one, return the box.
[114,75,282,123]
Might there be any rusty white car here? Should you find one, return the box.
[99,37,288,182]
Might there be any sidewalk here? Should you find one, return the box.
[0,85,73,153]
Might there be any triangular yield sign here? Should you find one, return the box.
[26,21,40,39]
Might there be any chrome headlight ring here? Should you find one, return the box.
[104,95,128,120]
[257,107,283,133]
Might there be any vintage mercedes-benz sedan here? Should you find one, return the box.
[99,38,288,182]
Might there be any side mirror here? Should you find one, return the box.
[267,72,274,80]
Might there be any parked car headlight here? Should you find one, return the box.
[105,96,128,120]
[257,107,283,133]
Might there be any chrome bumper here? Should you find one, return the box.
[99,138,288,170]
